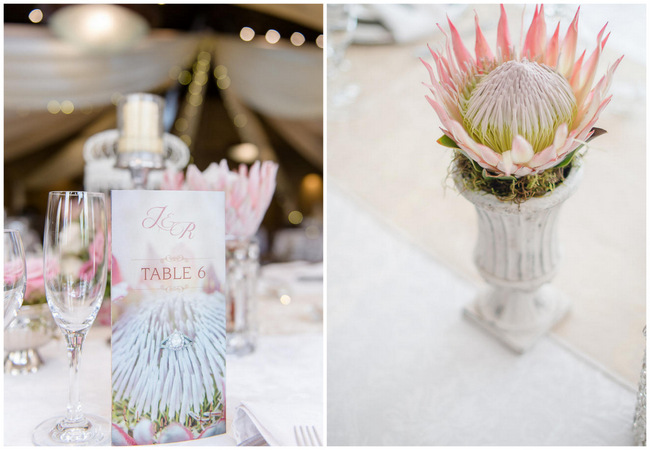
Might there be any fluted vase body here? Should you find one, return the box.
[457,165,583,352]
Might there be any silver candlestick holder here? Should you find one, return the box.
[114,151,165,190]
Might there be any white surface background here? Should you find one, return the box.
[327,185,637,445]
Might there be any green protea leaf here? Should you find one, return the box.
[437,135,460,148]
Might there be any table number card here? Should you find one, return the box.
[111,190,226,445]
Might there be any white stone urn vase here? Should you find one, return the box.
[457,164,584,352]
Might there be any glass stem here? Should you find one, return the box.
[64,330,87,423]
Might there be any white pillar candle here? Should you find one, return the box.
[118,93,164,154]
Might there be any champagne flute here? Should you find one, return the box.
[4,229,26,329]
[33,192,109,446]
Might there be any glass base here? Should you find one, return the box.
[33,414,110,446]
[226,333,255,356]
[5,348,43,375]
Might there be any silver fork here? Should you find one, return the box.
[294,425,322,446]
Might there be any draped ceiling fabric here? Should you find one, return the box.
[214,35,323,168]
[4,24,201,167]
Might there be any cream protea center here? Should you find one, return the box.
[462,59,577,155]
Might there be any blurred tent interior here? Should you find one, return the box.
[4,3,324,262]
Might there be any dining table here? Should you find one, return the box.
[4,261,323,446]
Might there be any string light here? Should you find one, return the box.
[172,40,213,151]
[47,100,61,114]
[228,143,259,163]
[288,211,303,225]
[233,114,247,128]
[188,82,202,95]
[178,70,192,85]
[316,35,324,48]
[265,29,280,44]
[174,118,189,132]
[214,65,227,80]
[290,32,305,46]
[28,9,43,23]
[240,27,255,42]
[217,77,231,90]
[60,100,75,114]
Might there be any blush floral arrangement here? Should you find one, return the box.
[161,159,279,238]
[421,5,623,351]
[422,4,622,202]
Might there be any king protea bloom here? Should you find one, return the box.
[112,290,226,443]
[422,5,623,178]
[161,160,278,238]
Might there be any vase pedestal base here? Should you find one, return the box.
[463,284,571,353]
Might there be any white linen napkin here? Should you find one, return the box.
[233,401,323,446]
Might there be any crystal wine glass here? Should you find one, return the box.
[4,229,26,329]
[33,191,110,446]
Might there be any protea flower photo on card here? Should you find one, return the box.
[422,4,622,201]
[111,290,226,445]
[110,190,227,445]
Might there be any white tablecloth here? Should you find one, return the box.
[327,184,638,445]
[4,263,323,446]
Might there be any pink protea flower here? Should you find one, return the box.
[161,159,278,238]
[422,5,623,178]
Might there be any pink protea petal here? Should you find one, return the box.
[497,151,515,177]
[447,15,474,71]
[575,23,607,106]
[475,143,501,167]
[426,96,455,130]
[186,164,207,191]
[427,45,454,88]
[510,135,535,164]
[133,419,155,445]
[427,95,502,171]
[529,145,557,168]
[545,23,560,67]
[603,55,624,96]
[528,123,569,168]
[158,423,194,444]
[112,424,136,446]
[436,23,460,76]
[569,50,586,91]
[558,6,579,77]
[420,58,437,87]
[522,5,546,61]
[553,123,569,150]
[497,4,513,60]
[474,13,494,69]
[576,96,613,139]
[448,122,496,168]
[198,419,226,438]
[160,168,184,190]
[514,166,534,177]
